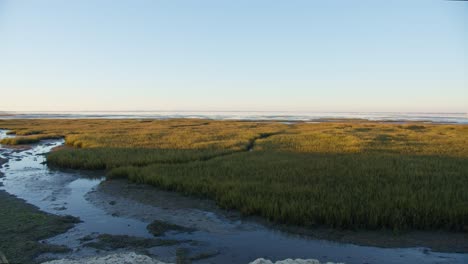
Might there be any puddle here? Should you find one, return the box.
[0,130,467,264]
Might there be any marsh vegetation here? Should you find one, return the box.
[0,190,79,264]
[1,119,467,232]
[147,220,196,236]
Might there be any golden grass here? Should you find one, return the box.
[1,119,286,150]
[1,119,467,231]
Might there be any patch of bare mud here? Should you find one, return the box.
[85,179,250,235]
[87,179,468,254]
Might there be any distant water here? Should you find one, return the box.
[1,111,467,124]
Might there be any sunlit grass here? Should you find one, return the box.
[1,118,467,231]
[47,148,235,170]
[0,134,62,145]
[0,119,286,150]
[108,151,468,231]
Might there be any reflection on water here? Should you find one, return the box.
[0,132,467,264]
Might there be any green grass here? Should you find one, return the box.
[0,191,80,264]
[1,119,468,232]
[108,152,468,231]
[47,147,235,170]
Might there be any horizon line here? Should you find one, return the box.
[1,110,467,114]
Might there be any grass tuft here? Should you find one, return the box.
[83,234,180,250]
[147,220,195,236]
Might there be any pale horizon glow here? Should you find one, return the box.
[0,0,467,112]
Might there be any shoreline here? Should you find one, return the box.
[1,113,467,124]
[0,189,79,264]
[88,178,468,254]
[0,143,79,263]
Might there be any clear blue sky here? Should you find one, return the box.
[0,0,467,112]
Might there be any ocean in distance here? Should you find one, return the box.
[1,111,467,124]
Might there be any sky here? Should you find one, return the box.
[0,0,467,112]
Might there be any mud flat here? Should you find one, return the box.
[85,179,245,234]
[84,179,468,263]
[87,179,468,254]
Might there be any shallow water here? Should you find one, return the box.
[1,111,468,124]
[0,132,467,264]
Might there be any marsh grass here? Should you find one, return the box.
[47,147,234,169]
[1,119,467,231]
[108,152,468,231]
[0,134,62,145]
[7,130,43,135]
[0,190,79,264]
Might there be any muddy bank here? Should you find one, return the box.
[85,179,245,235]
[1,139,81,264]
[274,225,468,254]
[88,179,468,254]
[0,190,79,264]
